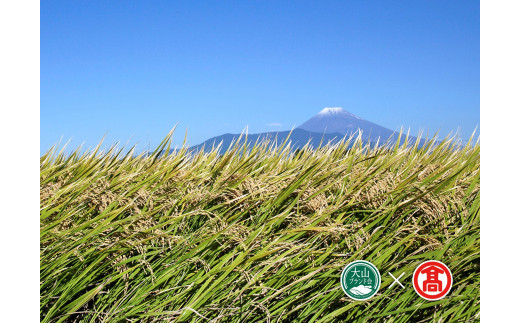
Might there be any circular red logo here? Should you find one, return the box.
[412,260,452,300]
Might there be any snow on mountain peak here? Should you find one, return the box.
[319,107,344,114]
[318,107,362,119]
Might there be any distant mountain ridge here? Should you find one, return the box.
[189,128,347,153]
[186,108,420,153]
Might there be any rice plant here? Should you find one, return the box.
[40,131,480,322]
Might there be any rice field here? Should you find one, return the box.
[40,131,480,322]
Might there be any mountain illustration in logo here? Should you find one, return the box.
[349,285,373,296]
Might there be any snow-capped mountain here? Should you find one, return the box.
[184,107,419,153]
[297,107,396,140]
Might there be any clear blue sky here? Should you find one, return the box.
[41,1,479,153]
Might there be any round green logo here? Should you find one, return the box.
[340,260,381,300]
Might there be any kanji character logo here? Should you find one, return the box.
[412,260,453,300]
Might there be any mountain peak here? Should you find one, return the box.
[319,107,344,114]
[297,107,394,138]
[317,107,362,119]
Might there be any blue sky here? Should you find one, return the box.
[41,1,479,153]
